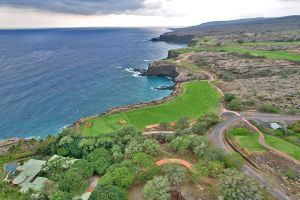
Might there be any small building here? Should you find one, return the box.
[12,159,46,185]
[20,177,50,193]
[270,123,282,130]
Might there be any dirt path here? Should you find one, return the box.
[156,158,195,173]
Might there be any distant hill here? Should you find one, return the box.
[151,15,300,44]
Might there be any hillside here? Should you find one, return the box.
[152,15,300,44]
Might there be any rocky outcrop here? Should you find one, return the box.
[151,34,195,44]
[142,61,208,82]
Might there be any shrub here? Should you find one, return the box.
[125,139,161,158]
[236,39,244,44]
[285,170,297,180]
[58,171,87,196]
[259,104,280,113]
[69,159,94,179]
[224,93,236,102]
[99,167,134,189]
[191,121,209,135]
[228,99,243,111]
[159,122,172,130]
[162,164,188,185]
[132,153,160,182]
[219,71,236,81]
[87,148,113,175]
[176,117,190,130]
[143,176,171,200]
[288,108,300,115]
[220,169,263,200]
[50,190,72,200]
[90,185,128,200]
[224,153,244,169]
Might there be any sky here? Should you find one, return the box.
[0,0,299,28]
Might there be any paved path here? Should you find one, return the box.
[80,176,100,200]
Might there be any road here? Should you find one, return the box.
[211,112,300,200]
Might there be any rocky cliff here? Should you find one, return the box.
[142,61,207,82]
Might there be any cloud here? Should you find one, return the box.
[0,0,152,15]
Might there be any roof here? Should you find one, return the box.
[12,159,46,185]
[20,177,50,193]
[270,123,282,129]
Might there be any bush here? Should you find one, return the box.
[50,190,72,200]
[236,39,244,44]
[90,185,128,200]
[285,170,297,180]
[220,169,263,200]
[191,121,209,135]
[288,108,300,115]
[224,153,244,169]
[176,117,190,130]
[159,122,172,130]
[219,71,236,81]
[132,153,160,182]
[143,176,171,200]
[259,104,280,113]
[162,164,188,185]
[125,139,161,158]
[99,167,134,189]
[88,148,113,175]
[228,99,243,111]
[224,93,236,102]
[58,171,87,196]
[69,159,94,179]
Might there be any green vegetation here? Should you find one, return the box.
[171,46,300,62]
[220,169,263,200]
[81,81,221,136]
[227,128,265,152]
[90,185,128,200]
[259,104,281,113]
[143,176,171,200]
[264,134,300,160]
[162,164,188,185]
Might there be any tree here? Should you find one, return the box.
[176,117,190,130]
[224,93,236,102]
[132,153,160,182]
[58,171,87,196]
[143,176,171,200]
[220,169,263,200]
[88,148,113,175]
[69,159,94,178]
[112,145,124,162]
[90,185,128,200]
[142,139,161,156]
[162,164,188,185]
[50,191,71,200]
[207,161,225,177]
[99,167,134,189]
[224,153,244,169]
[228,99,243,111]
[125,139,161,158]
[43,156,76,181]
[192,121,209,135]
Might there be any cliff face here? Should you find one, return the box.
[142,61,207,82]
[142,61,179,78]
[151,34,195,44]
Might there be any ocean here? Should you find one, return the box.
[0,28,185,139]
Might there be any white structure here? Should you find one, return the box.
[270,123,282,130]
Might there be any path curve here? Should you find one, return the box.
[156,158,195,172]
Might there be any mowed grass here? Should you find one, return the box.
[227,128,265,152]
[80,81,221,136]
[264,134,300,160]
[171,47,300,62]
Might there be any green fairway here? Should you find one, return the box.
[171,47,300,62]
[264,134,300,160]
[227,128,265,152]
[80,81,221,136]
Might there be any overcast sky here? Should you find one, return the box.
[0,0,299,28]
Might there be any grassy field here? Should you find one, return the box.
[80,81,221,136]
[171,46,300,62]
[264,134,300,160]
[227,128,265,152]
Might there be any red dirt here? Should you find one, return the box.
[156,159,195,173]
[85,122,92,128]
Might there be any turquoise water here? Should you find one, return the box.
[0,28,185,139]
[4,163,17,174]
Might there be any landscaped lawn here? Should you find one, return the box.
[227,128,265,152]
[80,81,221,136]
[171,47,300,62]
[264,134,300,160]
